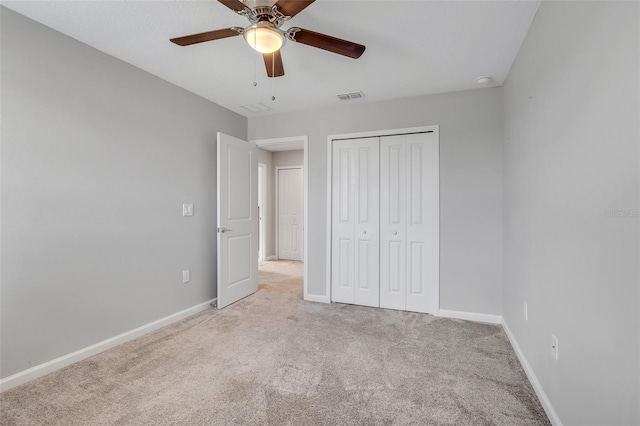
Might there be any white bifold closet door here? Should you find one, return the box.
[380,133,439,314]
[331,131,439,314]
[331,137,380,307]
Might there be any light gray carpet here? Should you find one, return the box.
[1,261,549,425]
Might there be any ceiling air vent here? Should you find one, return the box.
[336,91,365,101]
[240,102,272,113]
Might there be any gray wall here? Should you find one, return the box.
[249,88,504,315]
[0,8,247,378]
[273,150,303,168]
[502,2,639,425]
[257,148,275,259]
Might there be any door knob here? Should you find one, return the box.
[219,227,233,233]
[362,230,367,234]
[393,231,398,235]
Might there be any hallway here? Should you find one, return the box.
[259,260,303,288]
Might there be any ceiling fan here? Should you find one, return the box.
[170,0,366,78]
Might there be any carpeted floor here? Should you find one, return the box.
[0,260,549,425]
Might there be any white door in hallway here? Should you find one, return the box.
[217,132,259,309]
[277,167,303,261]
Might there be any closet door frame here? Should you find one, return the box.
[326,125,440,314]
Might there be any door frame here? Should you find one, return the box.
[326,125,440,308]
[252,136,310,302]
[276,166,304,261]
[258,162,267,262]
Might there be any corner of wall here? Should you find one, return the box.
[501,318,563,425]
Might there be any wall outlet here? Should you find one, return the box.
[551,334,559,360]
[182,204,194,217]
[524,301,528,321]
[182,270,190,283]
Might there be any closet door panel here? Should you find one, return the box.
[331,142,356,303]
[405,132,439,314]
[332,130,438,314]
[380,136,406,310]
[354,140,379,307]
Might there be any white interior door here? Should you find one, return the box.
[217,132,258,309]
[331,137,380,307]
[379,132,439,313]
[278,168,303,261]
[380,135,407,310]
[403,132,439,314]
[330,130,439,314]
[331,141,355,303]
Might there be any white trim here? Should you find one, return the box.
[325,136,333,304]
[251,136,310,302]
[437,309,502,325]
[304,294,331,304]
[275,165,304,261]
[0,298,216,392]
[265,255,277,261]
[434,311,561,424]
[329,126,440,141]
[258,162,267,262]
[254,135,305,149]
[303,140,309,298]
[326,125,440,305]
[502,319,563,426]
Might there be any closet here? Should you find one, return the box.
[330,131,439,314]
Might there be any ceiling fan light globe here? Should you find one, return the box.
[244,24,285,54]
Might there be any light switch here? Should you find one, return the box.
[182,204,194,217]
[183,270,190,283]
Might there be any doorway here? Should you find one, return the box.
[253,136,310,301]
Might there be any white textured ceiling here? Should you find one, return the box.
[2,0,540,118]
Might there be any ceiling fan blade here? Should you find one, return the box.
[218,0,251,14]
[263,50,285,78]
[288,28,365,59]
[274,0,315,18]
[170,28,242,46]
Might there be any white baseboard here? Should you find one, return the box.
[502,319,563,426]
[437,309,502,324]
[304,294,330,304]
[265,256,277,261]
[0,298,216,393]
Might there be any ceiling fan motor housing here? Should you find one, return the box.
[242,5,290,28]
